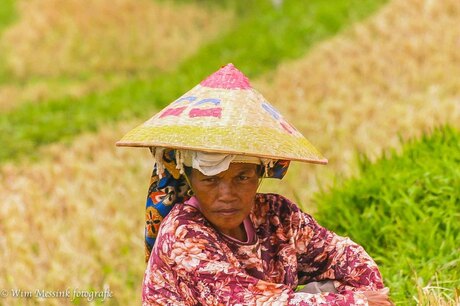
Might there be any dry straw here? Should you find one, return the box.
[0,122,149,305]
[256,0,460,206]
[2,0,232,77]
[0,0,233,111]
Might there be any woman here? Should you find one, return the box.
[117,64,392,305]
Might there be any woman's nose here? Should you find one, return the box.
[217,181,236,200]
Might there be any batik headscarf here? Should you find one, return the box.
[144,149,290,262]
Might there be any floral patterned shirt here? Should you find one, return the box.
[142,193,384,305]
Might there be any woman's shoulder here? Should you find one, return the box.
[253,193,303,223]
[158,203,205,234]
[255,193,301,211]
[154,203,219,251]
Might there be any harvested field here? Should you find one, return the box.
[257,0,460,207]
[0,122,152,305]
[0,0,233,110]
[0,75,127,112]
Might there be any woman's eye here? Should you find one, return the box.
[239,175,249,181]
[203,177,217,183]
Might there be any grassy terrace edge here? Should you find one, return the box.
[313,125,460,303]
[0,0,388,163]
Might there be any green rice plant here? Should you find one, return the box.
[0,0,17,83]
[0,0,387,164]
[313,126,460,304]
[0,0,16,34]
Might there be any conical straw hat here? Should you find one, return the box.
[116,64,327,165]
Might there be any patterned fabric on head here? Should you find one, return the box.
[144,149,291,263]
[145,149,190,262]
[264,160,290,179]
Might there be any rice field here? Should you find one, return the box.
[0,0,233,111]
[0,123,150,305]
[314,126,460,304]
[258,0,460,207]
[0,0,458,304]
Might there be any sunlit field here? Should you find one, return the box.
[0,0,458,304]
[0,0,233,111]
[0,123,150,305]
[314,126,459,304]
[258,0,460,207]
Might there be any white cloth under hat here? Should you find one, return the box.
[150,148,269,177]
[184,151,261,176]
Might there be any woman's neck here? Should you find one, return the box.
[221,223,247,242]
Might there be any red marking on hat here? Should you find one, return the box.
[200,63,251,89]
[159,106,187,118]
[189,107,222,118]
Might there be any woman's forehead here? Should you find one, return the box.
[193,163,257,177]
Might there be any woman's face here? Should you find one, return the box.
[189,163,259,240]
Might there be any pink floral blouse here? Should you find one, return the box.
[142,193,384,305]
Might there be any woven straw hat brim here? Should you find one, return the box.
[116,126,327,165]
[117,64,327,165]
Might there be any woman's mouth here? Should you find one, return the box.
[214,208,240,216]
